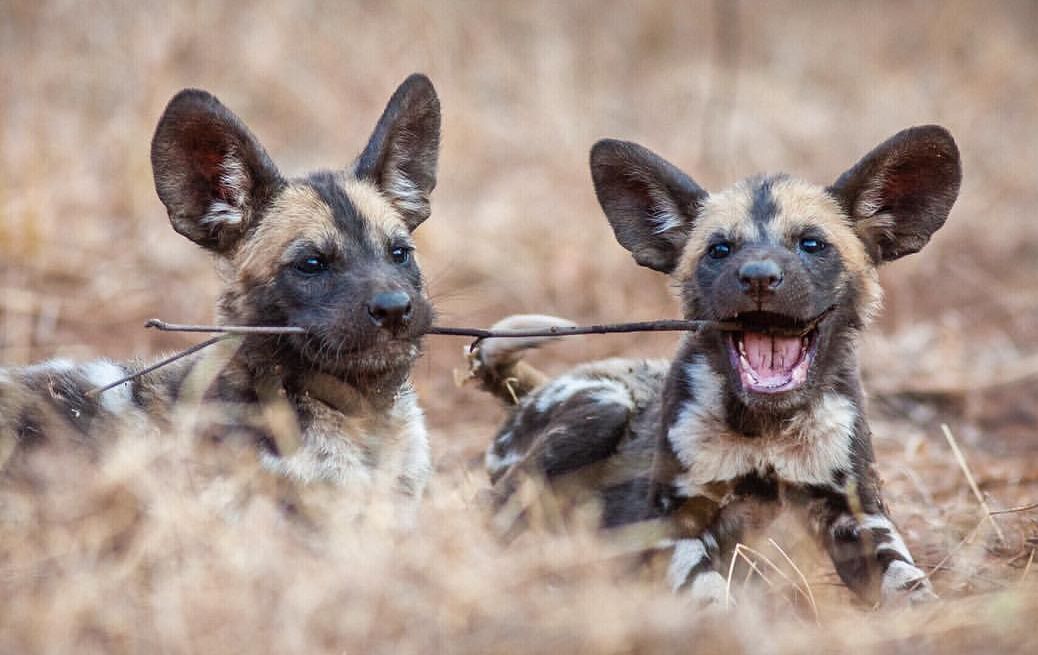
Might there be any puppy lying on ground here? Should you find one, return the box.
[1,74,441,508]
[469,126,961,606]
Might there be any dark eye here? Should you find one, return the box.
[708,242,732,259]
[294,255,329,275]
[390,245,413,265]
[799,237,827,254]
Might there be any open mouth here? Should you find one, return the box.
[723,311,824,395]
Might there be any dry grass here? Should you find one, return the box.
[2,0,1037,652]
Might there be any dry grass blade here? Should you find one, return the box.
[726,543,776,610]
[768,538,820,625]
[727,543,819,620]
[1020,548,1035,584]
[941,423,1007,544]
[989,501,1038,516]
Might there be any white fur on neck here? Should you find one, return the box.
[668,356,855,495]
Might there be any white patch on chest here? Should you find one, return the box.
[261,387,430,500]
[669,358,855,494]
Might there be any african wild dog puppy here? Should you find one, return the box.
[0,74,441,506]
[469,126,961,606]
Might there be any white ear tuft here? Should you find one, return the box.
[201,152,248,226]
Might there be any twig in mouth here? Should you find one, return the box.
[144,320,306,335]
[90,311,827,398]
[145,318,737,341]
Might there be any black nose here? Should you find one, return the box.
[738,259,783,296]
[367,291,413,330]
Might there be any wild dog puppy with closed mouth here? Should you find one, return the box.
[0,74,440,507]
[470,126,961,606]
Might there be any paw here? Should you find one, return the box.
[881,560,938,606]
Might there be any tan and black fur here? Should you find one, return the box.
[471,126,961,606]
[1,74,441,505]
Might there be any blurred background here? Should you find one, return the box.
[2,1,1038,651]
[3,0,1037,484]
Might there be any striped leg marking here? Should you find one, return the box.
[860,514,937,605]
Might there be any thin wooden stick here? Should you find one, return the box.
[94,308,826,398]
[941,423,1007,544]
[145,320,306,335]
[145,318,738,340]
[146,305,838,342]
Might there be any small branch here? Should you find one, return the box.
[941,423,1007,544]
[145,317,734,340]
[145,320,306,335]
[102,309,826,399]
[145,314,835,342]
[85,335,229,398]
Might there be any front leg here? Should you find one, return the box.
[664,489,782,606]
[667,533,728,604]
[804,485,936,606]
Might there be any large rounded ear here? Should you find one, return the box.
[590,140,708,274]
[354,73,441,232]
[829,125,961,263]
[151,89,283,253]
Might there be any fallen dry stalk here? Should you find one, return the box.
[725,542,820,625]
[989,501,1038,516]
[941,423,1007,544]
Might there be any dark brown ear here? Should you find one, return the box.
[151,89,283,253]
[829,125,961,263]
[590,139,708,274]
[354,74,441,231]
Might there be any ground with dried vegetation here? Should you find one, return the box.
[2,1,1037,653]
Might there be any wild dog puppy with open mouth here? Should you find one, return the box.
[469,126,961,606]
[0,74,440,507]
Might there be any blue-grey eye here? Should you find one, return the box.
[390,245,412,265]
[294,255,329,275]
[799,238,826,254]
[708,242,732,259]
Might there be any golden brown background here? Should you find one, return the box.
[2,1,1037,652]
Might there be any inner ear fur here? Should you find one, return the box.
[151,89,283,253]
[354,73,441,231]
[590,139,708,274]
[829,125,961,263]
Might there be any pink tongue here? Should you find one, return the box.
[743,332,802,376]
